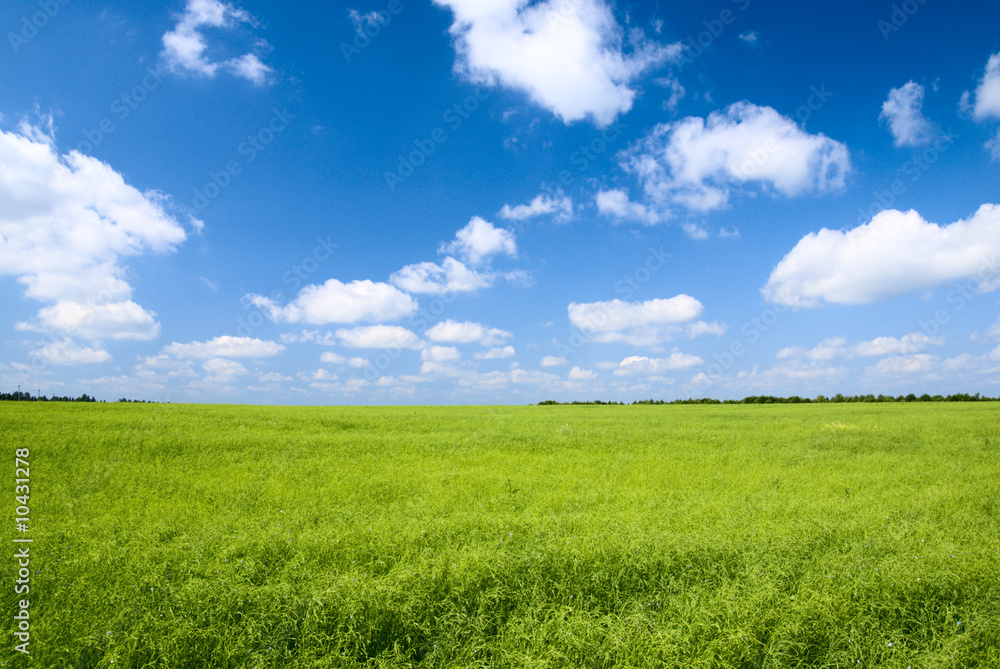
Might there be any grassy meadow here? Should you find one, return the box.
[2,402,999,668]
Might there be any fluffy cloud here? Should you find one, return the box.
[425,319,511,346]
[29,338,111,365]
[595,189,663,224]
[390,257,492,294]
[567,295,721,346]
[440,217,516,265]
[249,279,417,325]
[763,204,1000,307]
[421,346,461,362]
[612,353,702,376]
[870,354,938,375]
[420,361,465,377]
[433,0,677,126]
[972,52,1000,121]
[855,333,943,357]
[474,346,516,360]
[622,101,850,214]
[568,366,597,380]
[988,130,1000,162]
[163,336,284,359]
[499,192,573,222]
[540,355,567,367]
[19,300,161,341]
[15,300,160,341]
[336,325,422,349]
[880,81,935,147]
[0,124,188,340]
[777,333,943,361]
[319,352,346,365]
[201,357,249,382]
[161,0,273,84]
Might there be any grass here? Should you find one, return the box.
[2,402,999,668]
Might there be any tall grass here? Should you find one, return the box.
[2,402,998,667]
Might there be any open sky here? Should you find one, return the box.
[2,0,1000,404]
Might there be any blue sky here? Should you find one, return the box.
[2,0,1000,404]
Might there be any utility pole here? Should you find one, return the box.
[16,383,20,400]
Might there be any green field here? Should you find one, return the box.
[2,402,999,668]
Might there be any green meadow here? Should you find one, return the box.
[2,402,999,668]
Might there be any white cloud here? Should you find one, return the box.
[855,333,943,357]
[336,325,422,350]
[871,354,938,375]
[457,367,560,388]
[227,53,272,84]
[568,366,597,380]
[0,124,188,340]
[420,361,466,377]
[612,353,702,376]
[682,223,709,240]
[776,337,846,361]
[778,333,943,361]
[988,316,1000,340]
[306,368,337,382]
[622,101,850,214]
[567,295,721,345]
[426,319,512,347]
[161,0,273,84]
[474,346,516,360]
[738,31,759,45]
[163,335,284,359]
[972,52,1000,121]
[569,296,703,332]
[319,352,346,365]
[499,192,573,222]
[20,301,161,341]
[390,257,492,294]
[749,361,849,388]
[440,216,516,265]
[348,357,369,368]
[763,204,1000,307]
[987,129,1000,162]
[433,0,678,126]
[880,81,935,147]
[595,189,663,224]
[258,372,293,383]
[201,357,248,382]
[249,279,417,325]
[421,346,461,362]
[654,75,686,112]
[540,355,567,367]
[280,330,338,345]
[349,9,383,38]
[30,338,111,365]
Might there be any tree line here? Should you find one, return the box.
[539,393,997,406]
[0,391,98,402]
[0,391,155,403]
